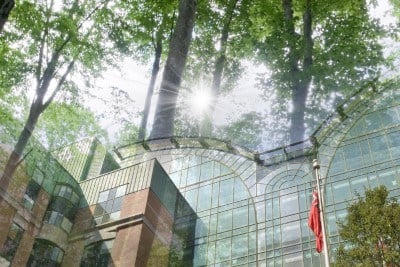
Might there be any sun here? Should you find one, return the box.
[190,89,212,116]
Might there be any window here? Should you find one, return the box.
[27,239,64,267]
[94,185,126,225]
[53,184,80,206]
[0,222,24,264]
[80,240,114,267]
[43,211,73,233]
[22,179,41,211]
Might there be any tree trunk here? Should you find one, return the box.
[284,0,313,144]
[149,0,197,139]
[201,0,239,137]
[0,0,14,32]
[138,35,162,140]
[0,57,74,191]
[0,102,42,190]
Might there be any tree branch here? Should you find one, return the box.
[43,60,75,111]
[36,0,53,87]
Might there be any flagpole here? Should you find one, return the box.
[313,159,330,267]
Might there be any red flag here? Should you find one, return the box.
[308,191,323,253]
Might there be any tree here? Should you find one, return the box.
[113,122,140,147]
[187,0,254,136]
[334,186,400,267]
[35,102,107,150]
[0,0,115,188]
[215,112,266,150]
[0,0,14,32]
[251,0,384,144]
[149,0,197,140]
[108,0,178,140]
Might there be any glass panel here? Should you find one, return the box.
[378,169,398,189]
[194,243,207,266]
[368,173,379,188]
[282,252,303,267]
[61,218,73,233]
[281,222,301,246]
[200,161,213,181]
[98,191,109,203]
[197,185,212,211]
[387,131,400,159]
[105,201,113,213]
[185,189,198,210]
[220,165,232,176]
[115,185,127,198]
[108,188,117,200]
[233,206,248,229]
[380,108,398,127]
[209,214,218,235]
[112,197,123,212]
[216,237,231,262]
[330,151,346,174]
[234,179,248,201]
[332,180,350,203]
[195,218,208,238]
[280,193,299,217]
[94,203,106,216]
[219,178,234,205]
[273,227,281,247]
[218,210,232,232]
[327,213,338,236]
[232,234,248,259]
[110,211,120,221]
[187,166,200,185]
[350,176,368,195]
[211,182,220,208]
[344,143,364,170]
[364,112,382,132]
[207,241,216,264]
[370,136,388,163]
[360,139,373,165]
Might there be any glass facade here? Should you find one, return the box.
[44,184,80,233]
[2,85,399,266]
[93,184,126,224]
[122,150,258,266]
[323,94,400,256]
[113,88,400,266]
[166,154,257,266]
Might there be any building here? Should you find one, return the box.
[0,83,399,266]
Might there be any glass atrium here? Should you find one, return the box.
[113,85,400,266]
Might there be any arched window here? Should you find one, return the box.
[264,169,317,267]
[27,239,64,267]
[80,240,114,267]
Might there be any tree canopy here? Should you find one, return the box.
[0,0,398,161]
[250,0,385,143]
[334,186,400,267]
[0,0,118,185]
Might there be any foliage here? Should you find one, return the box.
[113,122,140,146]
[250,0,385,143]
[187,0,253,92]
[215,112,266,150]
[108,0,177,62]
[334,186,400,267]
[105,0,178,139]
[35,102,107,150]
[0,0,121,183]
